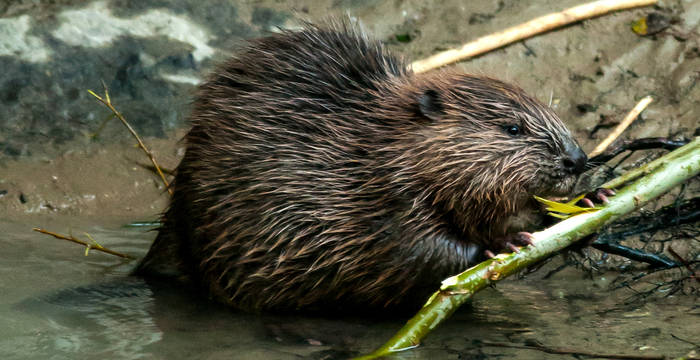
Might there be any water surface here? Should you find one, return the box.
[2,219,697,359]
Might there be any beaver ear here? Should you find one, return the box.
[417,89,444,121]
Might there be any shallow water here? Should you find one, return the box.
[2,218,697,360]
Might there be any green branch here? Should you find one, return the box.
[356,136,700,359]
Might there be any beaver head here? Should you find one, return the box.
[377,72,586,236]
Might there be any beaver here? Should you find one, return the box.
[135,22,587,313]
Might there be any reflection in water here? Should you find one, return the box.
[19,279,162,359]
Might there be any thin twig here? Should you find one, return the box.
[410,0,658,73]
[591,241,677,268]
[667,246,700,283]
[597,197,700,240]
[603,137,698,189]
[588,137,687,165]
[670,334,700,348]
[589,96,654,157]
[88,85,173,196]
[33,228,133,259]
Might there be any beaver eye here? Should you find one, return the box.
[504,124,521,136]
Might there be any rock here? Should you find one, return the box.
[0,0,275,157]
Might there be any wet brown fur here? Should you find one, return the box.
[135,23,584,313]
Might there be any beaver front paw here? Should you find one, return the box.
[572,188,614,251]
[578,188,615,208]
[484,232,534,258]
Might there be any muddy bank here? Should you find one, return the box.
[0,131,183,221]
[1,0,698,219]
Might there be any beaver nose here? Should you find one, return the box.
[561,143,587,174]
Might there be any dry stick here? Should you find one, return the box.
[355,136,700,359]
[410,0,658,73]
[33,228,133,259]
[87,86,173,196]
[589,96,654,157]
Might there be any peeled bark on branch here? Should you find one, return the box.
[410,0,658,73]
[356,136,700,359]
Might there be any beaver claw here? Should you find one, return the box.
[485,232,534,258]
[578,188,615,208]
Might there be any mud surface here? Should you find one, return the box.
[1,0,698,359]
